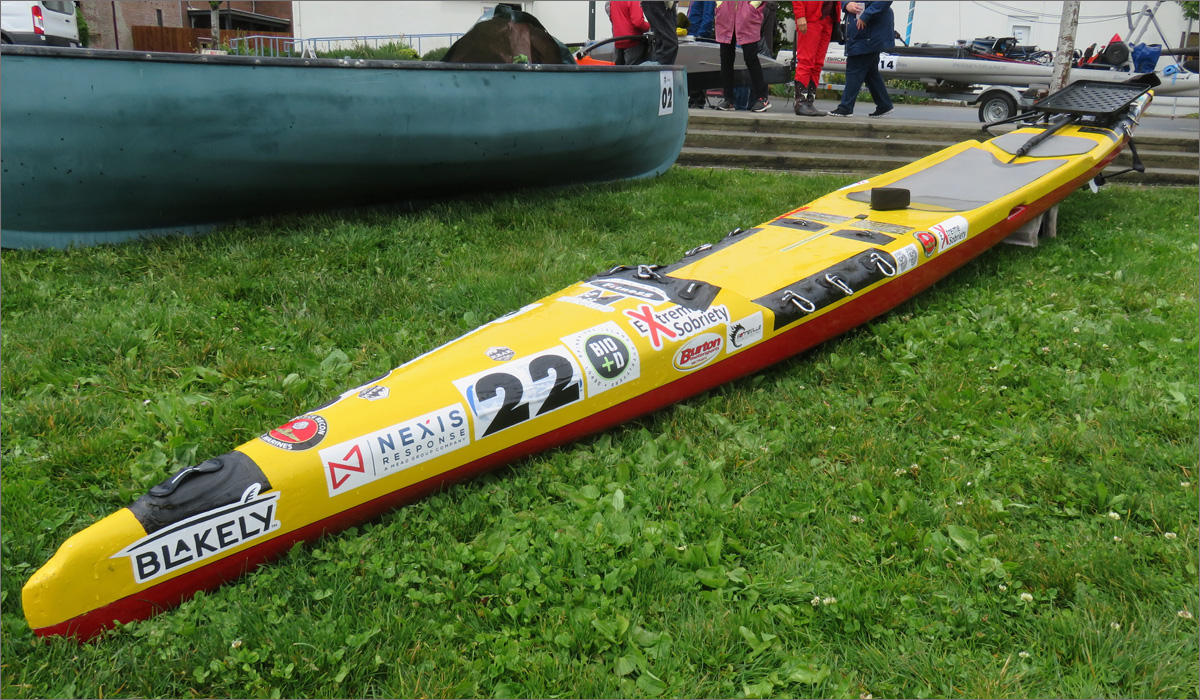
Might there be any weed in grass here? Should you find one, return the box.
[1,171,1196,698]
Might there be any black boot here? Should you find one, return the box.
[793,80,805,116]
[797,83,823,116]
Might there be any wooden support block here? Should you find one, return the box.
[1003,205,1059,247]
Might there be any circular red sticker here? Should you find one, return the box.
[260,414,328,451]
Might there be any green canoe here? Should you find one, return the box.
[0,45,687,249]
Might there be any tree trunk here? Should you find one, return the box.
[1049,0,1081,92]
[209,2,221,48]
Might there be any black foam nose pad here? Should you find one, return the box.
[870,187,910,211]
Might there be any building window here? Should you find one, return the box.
[156,9,163,27]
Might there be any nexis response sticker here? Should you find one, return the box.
[320,405,470,496]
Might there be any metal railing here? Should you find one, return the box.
[227,33,464,59]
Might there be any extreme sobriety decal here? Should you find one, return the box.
[623,304,730,350]
[112,484,280,584]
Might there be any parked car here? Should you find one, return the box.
[1,1,79,47]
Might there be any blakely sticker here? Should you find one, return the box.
[320,404,470,496]
[113,484,280,583]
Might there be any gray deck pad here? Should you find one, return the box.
[847,148,1068,212]
[991,132,1099,157]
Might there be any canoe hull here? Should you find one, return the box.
[0,46,687,248]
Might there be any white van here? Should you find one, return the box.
[1,1,80,47]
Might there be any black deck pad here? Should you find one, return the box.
[773,218,826,232]
[589,267,721,311]
[754,248,896,330]
[833,228,894,244]
[130,451,271,534]
[846,148,1068,212]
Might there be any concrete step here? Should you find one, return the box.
[677,146,914,175]
[677,146,1197,186]
[681,108,1197,186]
[686,111,1199,151]
[686,129,1197,170]
[688,112,985,140]
[685,128,948,158]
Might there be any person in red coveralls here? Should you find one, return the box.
[791,1,840,116]
[609,1,652,64]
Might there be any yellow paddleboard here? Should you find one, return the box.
[23,84,1153,640]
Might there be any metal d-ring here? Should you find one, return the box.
[825,273,853,295]
[781,290,816,314]
[869,252,896,277]
[636,264,663,280]
[685,243,713,257]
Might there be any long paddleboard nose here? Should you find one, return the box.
[22,509,145,638]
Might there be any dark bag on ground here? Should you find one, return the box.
[443,5,575,64]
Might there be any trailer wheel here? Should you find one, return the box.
[978,92,1017,123]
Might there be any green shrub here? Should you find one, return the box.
[421,46,450,61]
[75,5,89,47]
[315,41,419,61]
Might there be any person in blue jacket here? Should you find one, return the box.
[686,0,716,107]
[687,0,716,39]
[828,0,895,117]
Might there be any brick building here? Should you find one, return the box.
[78,1,291,51]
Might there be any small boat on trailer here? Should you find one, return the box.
[0,44,687,249]
[22,77,1155,640]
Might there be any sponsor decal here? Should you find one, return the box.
[561,322,641,396]
[558,288,622,312]
[913,230,937,257]
[799,211,851,224]
[623,303,730,350]
[486,346,515,362]
[727,311,765,353]
[260,414,327,451]
[320,404,470,496]
[673,333,723,371]
[930,215,969,253]
[658,70,674,116]
[586,334,632,379]
[858,220,913,235]
[454,348,583,439]
[893,244,920,274]
[588,279,669,304]
[113,484,280,583]
[357,385,390,401]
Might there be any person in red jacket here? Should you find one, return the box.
[791,1,841,116]
[609,1,652,65]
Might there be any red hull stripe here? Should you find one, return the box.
[36,153,1118,641]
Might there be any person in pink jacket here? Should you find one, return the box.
[714,1,771,112]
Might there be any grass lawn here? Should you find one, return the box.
[1,169,1196,698]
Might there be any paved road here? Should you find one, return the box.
[693,96,1198,136]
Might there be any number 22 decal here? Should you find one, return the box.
[454,349,583,439]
